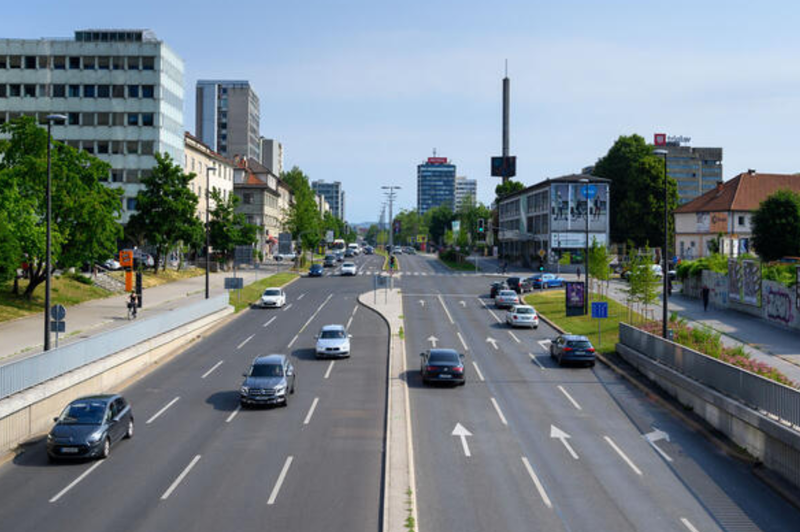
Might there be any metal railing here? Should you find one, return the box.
[619,323,800,428]
[0,294,228,401]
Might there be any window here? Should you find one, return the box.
[111,141,123,154]
[127,56,139,70]
[96,113,109,126]
[53,56,65,69]
[52,84,65,97]
[141,85,154,98]
[141,56,155,70]
[128,85,139,98]
[82,113,95,126]
[69,84,80,97]
[82,141,95,154]
[113,113,125,126]
[738,216,745,226]
[8,84,20,97]
[83,85,95,98]
[97,56,110,70]
[111,169,124,182]
[97,141,109,154]
[69,56,80,69]
[38,56,49,68]
[127,113,139,126]
[112,85,124,98]
[126,141,139,154]
[112,56,124,70]
[97,85,110,98]
[9,56,21,68]
[24,56,36,69]
[126,198,137,211]
[141,113,154,126]
[244,193,254,204]
[68,112,79,125]
[140,141,154,154]
[23,84,36,97]
[0,85,5,98]
[0,56,6,68]
[82,56,95,69]
[38,84,48,97]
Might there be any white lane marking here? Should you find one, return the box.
[604,436,643,476]
[160,454,202,500]
[297,293,334,336]
[297,293,305,300]
[508,330,521,343]
[225,405,241,423]
[438,295,454,324]
[644,429,673,462]
[352,305,358,317]
[263,316,277,328]
[287,333,299,348]
[324,360,335,379]
[201,360,223,379]
[456,332,469,351]
[283,303,293,312]
[452,423,472,457]
[146,396,180,424]
[557,385,582,410]
[529,352,546,370]
[267,456,294,505]
[346,315,354,330]
[551,425,579,460]
[490,397,508,426]
[303,397,319,425]
[237,334,254,350]
[521,456,553,509]
[537,339,552,351]
[681,518,701,532]
[486,337,499,350]
[471,361,485,381]
[477,297,503,323]
[49,461,103,503]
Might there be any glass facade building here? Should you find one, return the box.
[417,158,456,215]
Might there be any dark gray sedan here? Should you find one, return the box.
[420,349,466,385]
[240,354,296,407]
[47,394,134,461]
[550,334,596,367]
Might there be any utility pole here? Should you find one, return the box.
[382,186,400,286]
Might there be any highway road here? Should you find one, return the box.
[399,253,800,532]
[0,253,389,532]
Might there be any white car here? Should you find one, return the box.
[315,324,352,358]
[494,290,520,309]
[259,288,286,308]
[103,259,121,271]
[506,305,539,328]
[341,262,357,276]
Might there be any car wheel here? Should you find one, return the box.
[460,380,466,386]
[47,453,57,464]
[588,361,596,368]
[557,355,564,367]
[124,419,134,439]
[100,437,111,459]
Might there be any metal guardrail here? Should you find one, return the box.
[0,294,228,401]
[619,323,800,428]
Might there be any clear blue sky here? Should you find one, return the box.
[5,0,799,222]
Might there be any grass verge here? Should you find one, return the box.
[438,256,478,272]
[229,272,299,313]
[109,267,205,289]
[375,248,400,271]
[0,274,112,323]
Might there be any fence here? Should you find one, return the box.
[619,322,800,428]
[0,294,228,400]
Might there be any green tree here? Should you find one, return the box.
[455,199,492,253]
[423,205,455,245]
[393,209,427,247]
[0,117,122,297]
[208,189,258,264]
[588,237,611,296]
[751,190,800,261]
[364,224,380,246]
[623,250,661,322]
[593,135,679,248]
[127,152,203,273]
[281,167,322,252]
[495,180,525,199]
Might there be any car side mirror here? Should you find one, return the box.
[53,417,58,422]
[348,334,353,338]
[419,352,425,357]
[286,368,294,376]
[242,372,248,377]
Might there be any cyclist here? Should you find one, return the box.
[127,292,138,319]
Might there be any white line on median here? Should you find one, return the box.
[237,334,254,349]
[457,331,469,351]
[160,454,201,500]
[508,330,521,343]
[49,461,103,503]
[263,316,277,328]
[304,397,319,425]
[324,360,335,379]
[521,456,553,509]
[201,360,223,379]
[267,456,294,505]
[557,385,582,410]
[529,353,546,370]
[297,293,305,300]
[471,361,485,381]
[146,396,180,424]
[680,518,700,532]
[287,333,299,349]
[351,305,358,317]
[283,303,293,312]
[225,405,241,423]
[438,295,454,324]
[490,397,508,426]
[346,315,354,330]
[604,436,643,476]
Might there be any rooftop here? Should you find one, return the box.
[674,171,800,213]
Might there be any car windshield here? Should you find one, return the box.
[428,352,459,365]
[321,330,346,339]
[567,340,593,349]
[343,263,355,268]
[515,307,535,315]
[251,364,284,377]
[325,256,335,260]
[263,289,281,296]
[58,401,107,425]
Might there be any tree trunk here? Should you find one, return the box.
[23,263,46,299]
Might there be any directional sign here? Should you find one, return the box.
[452,423,473,457]
[50,321,66,333]
[224,277,244,290]
[427,335,439,348]
[550,425,579,460]
[50,304,66,321]
[591,302,608,319]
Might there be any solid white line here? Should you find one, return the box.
[438,295,454,324]
[298,293,334,334]
[351,305,358,317]
[508,330,521,343]
[49,461,103,503]
[237,334,254,349]
[146,396,180,424]
[680,517,701,532]
[457,331,469,351]
[283,303,293,312]
[557,385,582,410]
[324,360,335,379]
[346,315,354,330]
[304,397,319,425]
[529,353,546,370]
[297,293,305,300]
[287,333,299,349]
[263,316,277,328]
[490,397,508,426]
[471,361,485,381]
[647,439,674,463]
[267,456,294,505]
[201,360,223,379]
[604,436,644,476]
[160,455,201,500]
[225,405,241,423]
[521,456,553,509]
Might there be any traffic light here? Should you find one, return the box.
[389,255,396,269]
[478,218,485,233]
[538,257,545,272]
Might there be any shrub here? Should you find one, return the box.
[68,273,94,286]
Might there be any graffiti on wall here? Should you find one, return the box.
[765,285,795,325]
[728,260,740,300]
[728,259,761,307]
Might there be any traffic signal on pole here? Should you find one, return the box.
[538,258,545,272]
[478,219,485,233]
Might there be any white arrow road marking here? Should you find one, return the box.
[201,360,223,379]
[550,425,579,459]
[557,385,582,410]
[452,423,473,457]
[491,397,508,426]
[507,330,521,343]
[304,397,319,425]
[50,461,103,503]
[427,335,438,348]
[528,353,546,370]
[644,428,673,462]
[161,455,202,500]
[521,457,553,509]
[225,405,241,423]
[263,316,277,328]
[680,518,700,532]
[438,295,455,324]
[537,339,552,351]
[419,300,425,307]
[146,396,180,424]
[604,436,643,476]
[267,456,294,505]
[459,300,466,307]
[471,361,485,381]
[486,337,499,350]
[324,360,335,379]
[456,332,469,351]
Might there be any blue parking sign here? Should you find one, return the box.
[591,302,608,319]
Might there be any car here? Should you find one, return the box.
[506,304,539,328]
[273,252,297,261]
[341,262,357,276]
[315,324,352,358]
[47,394,134,461]
[323,254,337,267]
[623,264,663,281]
[103,258,121,271]
[506,276,532,294]
[240,354,295,407]
[490,281,508,298]
[529,273,565,289]
[394,248,403,254]
[259,288,286,308]
[494,289,520,309]
[308,263,324,277]
[420,349,466,385]
[404,247,416,255]
[335,252,344,262]
[364,246,374,255]
[550,334,596,367]
[344,249,355,258]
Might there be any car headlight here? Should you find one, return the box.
[87,431,104,444]
[274,385,286,395]
[240,386,249,394]
[47,434,55,443]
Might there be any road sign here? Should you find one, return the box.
[224,277,244,290]
[50,321,65,333]
[591,302,608,319]
[50,304,66,321]
[416,234,427,243]
[235,245,253,265]
[326,230,334,243]
[119,250,133,268]
[538,249,546,259]
[452,221,460,234]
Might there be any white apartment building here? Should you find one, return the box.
[259,137,283,176]
[455,176,477,210]
[184,132,234,221]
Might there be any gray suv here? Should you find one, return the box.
[240,354,296,407]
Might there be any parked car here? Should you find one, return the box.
[103,258,121,271]
[341,262,357,276]
[323,255,337,267]
[308,263,324,277]
[506,305,539,328]
[274,252,297,261]
[550,334,596,367]
[315,324,352,358]
[404,247,416,255]
[240,354,295,407]
[259,288,286,308]
[623,264,663,281]
[420,349,466,385]
[506,276,532,294]
[529,273,565,289]
[490,281,509,298]
[47,394,133,461]
[495,290,520,309]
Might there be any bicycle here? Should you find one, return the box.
[127,303,137,320]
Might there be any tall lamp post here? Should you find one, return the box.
[579,178,590,315]
[653,149,670,339]
[382,186,401,253]
[44,114,67,351]
[205,166,216,299]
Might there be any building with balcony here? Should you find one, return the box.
[196,80,260,161]
[455,176,477,210]
[184,132,234,221]
[311,180,345,220]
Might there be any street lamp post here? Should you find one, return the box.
[579,178,590,315]
[44,114,67,351]
[205,166,216,299]
[654,149,670,339]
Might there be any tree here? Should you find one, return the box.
[495,180,525,199]
[593,135,679,248]
[127,152,203,273]
[281,167,322,252]
[423,205,455,245]
[393,209,427,247]
[751,190,800,261]
[455,199,492,253]
[208,189,258,264]
[623,250,661,322]
[587,237,611,296]
[0,117,122,297]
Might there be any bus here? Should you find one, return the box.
[331,239,346,252]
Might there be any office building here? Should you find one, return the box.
[259,137,283,176]
[311,180,345,220]
[184,132,235,221]
[196,80,260,161]
[0,29,184,222]
[655,136,723,204]
[417,156,456,215]
[455,176,477,210]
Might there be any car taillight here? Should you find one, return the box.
[452,366,463,372]
[563,347,573,352]
[426,366,435,372]
[587,347,596,352]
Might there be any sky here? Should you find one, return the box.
[5,0,800,222]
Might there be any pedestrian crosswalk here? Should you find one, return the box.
[321,269,484,277]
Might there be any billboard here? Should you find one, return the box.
[491,156,516,177]
[565,282,586,316]
[278,232,293,254]
[427,157,448,164]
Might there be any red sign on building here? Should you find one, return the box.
[654,133,667,146]
[427,157,448,164]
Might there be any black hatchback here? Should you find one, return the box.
[550,335,596,367]
[420,349,466,385]
[47,394,134,461]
